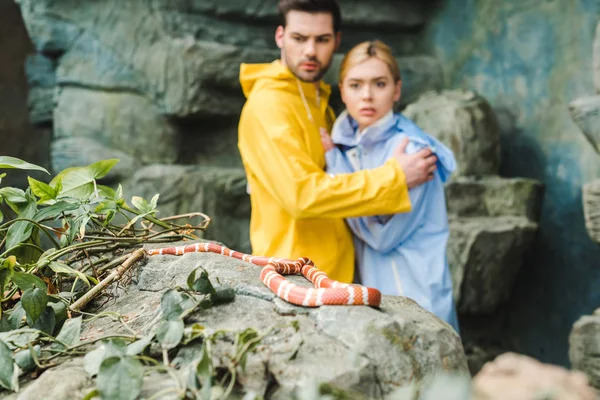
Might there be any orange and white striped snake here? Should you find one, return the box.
[146,242,381,307]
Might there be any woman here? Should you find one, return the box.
[322,40,459,332]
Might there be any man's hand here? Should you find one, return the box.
[320,128,335,152]
[393,137,437,189]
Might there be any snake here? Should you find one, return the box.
[146,242,381,307]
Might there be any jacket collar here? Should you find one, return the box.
[331,110,401,147]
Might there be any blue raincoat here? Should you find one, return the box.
[325,110,459,332]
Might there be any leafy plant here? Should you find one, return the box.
[0,156,217,397]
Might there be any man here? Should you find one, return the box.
[237,0,437,283]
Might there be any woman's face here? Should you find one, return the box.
[340,57,401,131]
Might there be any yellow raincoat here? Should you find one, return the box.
[238,60,411,283]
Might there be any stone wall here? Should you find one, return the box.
[15,0,442,181]
[426,1,600,366]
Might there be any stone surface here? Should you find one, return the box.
[54,246,466,399]
[427,0,600,366]
[123,165,251,253]
[16,0,444,179]
[24,54,55,125]
[472,352,598,400]
[403,90,501,177]
[445,176,544,222]
[52,87,179,174]
[448,216,538,314]
[569,309,600,391]
[4,358,92,400]
[568,95,600,155]
[445,176,542,315]
[594,21,600,94]
[582,179,600,244]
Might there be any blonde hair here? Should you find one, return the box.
[339,40,401,83]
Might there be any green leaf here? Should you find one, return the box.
[0,340,17,391]
[150,193,159,209]
[196,342,213,382]
[87,159,119,180]
[0,208,4,224]
[8,303,26,329]
[156,320,184,349]
[96,185,115,198]
[50,159,119,199]
[11,272,47,292]
[0,314,11,333]
[36,249,57,270]
[0,156,49,174]
[22,287,48,324]
[0,259,15,300]
[83,340,127,378]
[30,306,55,335]
[49,261,90,287]
[48,299,68,328]
[187,266,216,296]
[211,285,235,305]
[0,187,27,214]
[0,172,5,183]
[160,289,185,321]
[0,328,40,349]
[97,356,143,400]
[126,335,153,356]
[131,196,152,213]
[5,198,37,250]
[115,184,123,200]
[14,345,40,373]
[34,200,79,222]
[28,176,57,202]
[52,316,82,350]
[236,328,259,370]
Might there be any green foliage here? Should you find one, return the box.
[0,156,213,395]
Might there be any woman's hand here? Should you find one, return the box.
[320,128,335,152]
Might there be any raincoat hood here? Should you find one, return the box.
[331,110,457,183]
[240,60,331,100]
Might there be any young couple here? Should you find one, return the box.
[238,0,459,332]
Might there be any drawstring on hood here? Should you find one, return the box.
[296,78,321,123]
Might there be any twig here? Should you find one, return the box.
[69,249,146,313]
[95,253,131,274]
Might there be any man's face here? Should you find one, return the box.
[275,11,340,83]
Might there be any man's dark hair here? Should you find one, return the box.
[278,0,342,32]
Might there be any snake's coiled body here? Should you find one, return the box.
[147,242,381,307]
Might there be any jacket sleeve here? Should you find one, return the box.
[238,96,411,219]
[325,147,354,174]
[347,184,428,253]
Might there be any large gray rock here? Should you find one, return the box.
[445,176,544,222]
[445,176,542,314]
[52,87,179,173]
[594,21,600,94]
[582,178,600,244]
[123,165,251,253]
[17,0,444,177]
[568,95,600,155]
[403,90,501,177]
[109,247,467,398]
[569,309,600,391]
[447,216,538,314]
[173,0,429,30]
